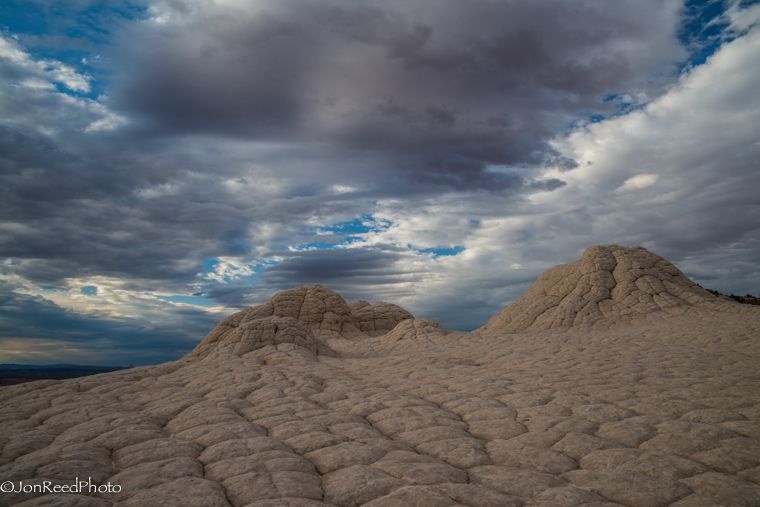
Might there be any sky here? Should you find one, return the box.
[1,0,759,365]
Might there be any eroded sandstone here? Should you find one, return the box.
[1,245,759,506]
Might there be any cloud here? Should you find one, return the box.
[0,280,219,365]
[109,0,685,187]
[0,34,91,92]
[0,33,125,136]
[616,173,659,193]
[0,0,689,295]
[204,257,259,283]
[1,1,759,361]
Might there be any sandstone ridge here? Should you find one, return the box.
[481,244,727,334]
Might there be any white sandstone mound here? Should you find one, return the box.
[480,244,728,334]
[191,285,441,359]
[350,301,414,336]
[193,316,318,357]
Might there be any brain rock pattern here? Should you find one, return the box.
[1,246,759,507]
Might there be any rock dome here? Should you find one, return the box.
[480,245,723,333]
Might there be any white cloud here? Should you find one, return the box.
[331,184,357,194]
[616,173,659,193]
[44,60,91,93]
[726,1,760,33]
[84,111,128,132]
[204,257,258,283]
[135,181,182,199]
[0,35,91,93]
[0,34,126,134]
[1,273,229,323]
[0,35,29,64]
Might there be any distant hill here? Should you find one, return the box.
[0,363,128,386]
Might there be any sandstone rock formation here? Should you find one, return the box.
[1,245,759,506]
[190,285,430,359]
[481,245,726,334]
[350,301,414,336]
[381,318,447,343]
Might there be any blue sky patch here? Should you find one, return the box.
[417,246,465,258]
[80,285,98,296]
[677,0,740,70]
[201,258,220,273]
[318,214,392,235]
[290,241,341,251]
[0,1,147,99]
[288,214,393,251]
[319,216,372,235]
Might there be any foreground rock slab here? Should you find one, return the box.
[1,245,759,506]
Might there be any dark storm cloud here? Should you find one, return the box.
[203,285,255,308]
[202,247,420,309]
[0,111,530,289]
[4,0,759,364]
[0,112,369,286]
[0,0,686,289]
[265,247,415,288]
[110,0,684,183]
[0,282,218,364]
[0,127,228,285]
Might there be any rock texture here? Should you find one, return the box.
[1,245,760,507]
[191,285,424,360]
[481,245,725,334]
[350,301,414,337]
[381,318,447,343]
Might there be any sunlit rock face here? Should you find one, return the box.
[1,246,760,506]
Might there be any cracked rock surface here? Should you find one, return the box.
[1,245,760,506]
[480,245,727,334]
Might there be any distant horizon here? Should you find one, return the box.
[0,363,131,368]
[4,249,758,368]
[2,0,759,365]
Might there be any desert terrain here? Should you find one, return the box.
[1,245,759,506]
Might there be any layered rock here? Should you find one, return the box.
[480,245,726,333]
